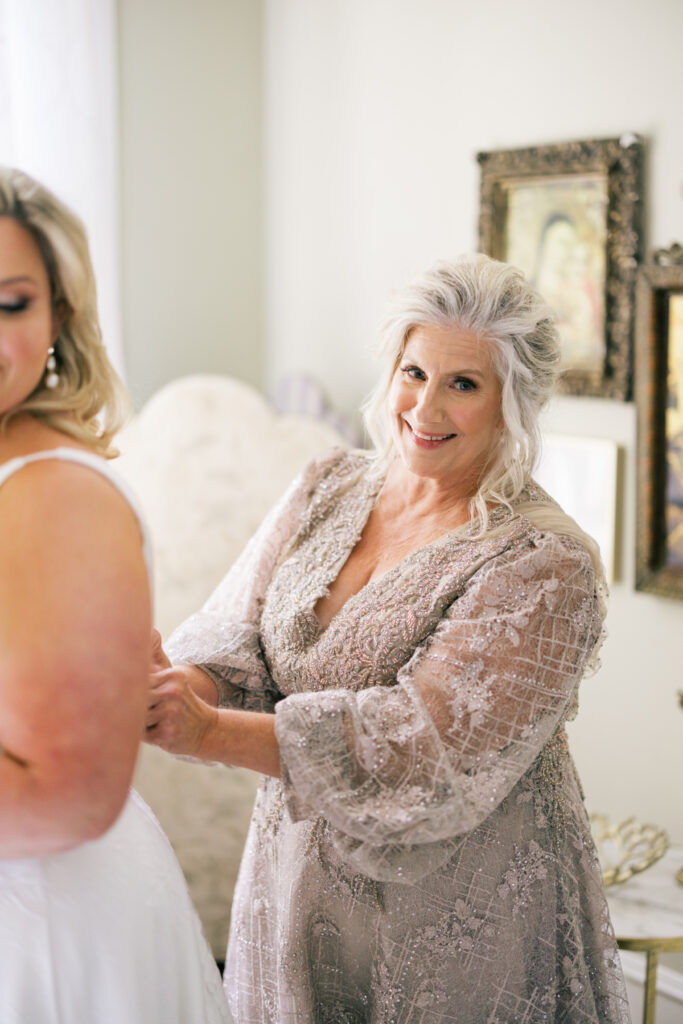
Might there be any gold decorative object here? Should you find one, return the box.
[589,814,669,887]
[653,241,683,267]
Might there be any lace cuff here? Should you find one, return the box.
[167,614,279,711]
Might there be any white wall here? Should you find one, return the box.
[265,0,683,841]
[118,0,264,406]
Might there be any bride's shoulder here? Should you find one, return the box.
[0,434,140,556]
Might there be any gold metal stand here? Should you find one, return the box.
[616,936,683,1024]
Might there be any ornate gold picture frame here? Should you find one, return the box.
[635,245,683,598]
[477,135,644,400]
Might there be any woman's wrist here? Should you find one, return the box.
[195,703,227,763]
[205,708,281,779]
[184,664,220,707]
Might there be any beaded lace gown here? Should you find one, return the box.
[0,449,231,1024]
[169,448,631,1024]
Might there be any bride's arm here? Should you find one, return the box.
[0,460,152,858]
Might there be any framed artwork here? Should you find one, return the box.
[477,135,644,400]
[536,433,619,584]
[635,245,683,598]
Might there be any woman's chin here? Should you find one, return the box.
[395,447,457,483]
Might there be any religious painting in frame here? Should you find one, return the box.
[635,245,683,598]
[477,135,644,400]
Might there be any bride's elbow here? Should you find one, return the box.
[74,785,130,844]
[32,757,135,854]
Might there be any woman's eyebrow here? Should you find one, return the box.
[0,275,36,287]
[402,360,486,376]
[400,356,489,379]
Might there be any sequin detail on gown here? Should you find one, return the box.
[168,448,631,1024]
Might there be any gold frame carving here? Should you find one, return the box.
[635,245,683,598]
[477,135,644,400]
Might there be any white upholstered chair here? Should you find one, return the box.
[116,374,348,958]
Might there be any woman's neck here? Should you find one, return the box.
[0,413,81,463]
[380,457,475,530]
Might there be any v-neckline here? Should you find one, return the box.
[310,469,513,637]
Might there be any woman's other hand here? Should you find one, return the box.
[145,664,219,759]
[150,629,172,672]
[145,633,280,775]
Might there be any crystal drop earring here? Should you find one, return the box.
[45,347,60,389]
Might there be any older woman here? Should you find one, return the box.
[0,168,230,1024]
[147,255,631,1023]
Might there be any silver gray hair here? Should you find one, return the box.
[362,254,561,529]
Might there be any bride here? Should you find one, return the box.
[0,167,231,1024]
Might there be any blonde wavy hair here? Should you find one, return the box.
[363,254,562,530]
[0,167,128,456]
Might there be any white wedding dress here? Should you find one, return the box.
[0,449,231,1024]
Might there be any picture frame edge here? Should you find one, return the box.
[477,134,645,402]
[634,256,683,599]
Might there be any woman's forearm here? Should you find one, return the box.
[146,667,280,775]
[200,708,281,778]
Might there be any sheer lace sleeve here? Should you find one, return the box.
[166,449,345,710]
[274,530,603,880]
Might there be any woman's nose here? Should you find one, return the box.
[416,381,443,417]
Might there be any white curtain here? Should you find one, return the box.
[0,0,124,377]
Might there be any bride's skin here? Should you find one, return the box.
[145,325,503,777]
[0,216,152,857]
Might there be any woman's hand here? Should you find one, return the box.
[145,660,220,759]
[145,630,281,776]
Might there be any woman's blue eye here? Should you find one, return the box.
[452,377,476,391]
[401,365,427,381]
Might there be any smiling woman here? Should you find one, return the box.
[388,324,502,503]
[146,254,632,1024]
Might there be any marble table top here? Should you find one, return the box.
[606,847,683,939]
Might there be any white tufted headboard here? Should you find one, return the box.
[116,374,349,958]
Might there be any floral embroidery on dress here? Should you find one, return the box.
[168,449,631,1024]
[497,840,550,916]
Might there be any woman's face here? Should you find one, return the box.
[388,323,503,493]
[0,216,56,417]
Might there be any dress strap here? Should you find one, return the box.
[0,447,153,577]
